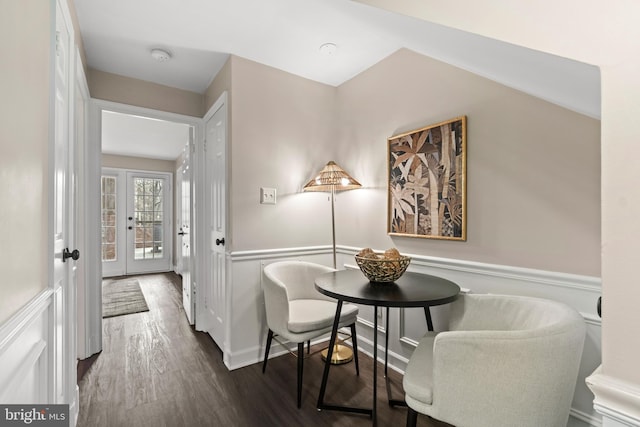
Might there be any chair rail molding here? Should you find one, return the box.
[230,245,331,262]
[587,366,640,427]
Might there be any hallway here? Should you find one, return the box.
[77,273,444,426]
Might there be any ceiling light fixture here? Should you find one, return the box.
[319,43,337,56]
[150,48,172,62]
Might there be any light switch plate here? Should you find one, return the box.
[260,187,276,204]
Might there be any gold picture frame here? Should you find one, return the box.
[387,116,467,240]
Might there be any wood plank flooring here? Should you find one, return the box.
[77,272,449,427]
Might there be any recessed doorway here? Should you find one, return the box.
[82,100,201,358]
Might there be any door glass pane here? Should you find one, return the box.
[133,177,164,260]
[101,176,117,261]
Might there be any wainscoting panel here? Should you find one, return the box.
[226,248,333,370]
[227,246,602,426]
[340,247,602,427]
[0,290,52,404]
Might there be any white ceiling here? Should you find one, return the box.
[76,0,601,160]
[102,111,190,160]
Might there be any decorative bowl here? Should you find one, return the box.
[355,254,411,283]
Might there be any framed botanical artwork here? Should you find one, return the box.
[387,116,467,240]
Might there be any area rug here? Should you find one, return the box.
[102,278,149,318]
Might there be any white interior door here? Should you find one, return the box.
[74,45,89,360]
[203,98,227,349]
[53,0,77,409]
[179,134,195,324]
[53,4,70,403]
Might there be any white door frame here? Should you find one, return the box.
[84,99,202,357]
[197,92,229,360]
[100,168,173,276]
[52,0,79,421]
[73,44,90,366]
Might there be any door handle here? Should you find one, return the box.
[62,248,80,262]
[215,238,225,246]
[178,231,187,236]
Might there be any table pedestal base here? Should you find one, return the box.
[321,344,353,364]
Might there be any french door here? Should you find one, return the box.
[102,168,172,276]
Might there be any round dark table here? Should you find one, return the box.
[315,269,460,308]
[315,268,460,426]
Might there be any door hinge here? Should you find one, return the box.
[55,32,60,56]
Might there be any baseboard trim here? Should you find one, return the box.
[570,407,604,427]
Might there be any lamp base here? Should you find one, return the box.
[321,344,353,365]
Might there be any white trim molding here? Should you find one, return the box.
[0,289,53,404]
[230,246,331,262]
[587,366,640,427]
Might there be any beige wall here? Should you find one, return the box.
[336,49,601,276]
[88,69,204,117]
[0,0,51,324]
[221,52,601,387]
[358,0,640,412]
[228,56,339,251]
[203,56,232,114]
[358,0,640,409]
[66,0,87,76]
[225,50,600,277]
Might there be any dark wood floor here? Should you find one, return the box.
[77,272,448,427]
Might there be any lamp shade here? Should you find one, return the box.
[303,161,362,192]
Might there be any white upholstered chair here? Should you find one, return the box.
[262,261,359,408]
[403,293,586,427]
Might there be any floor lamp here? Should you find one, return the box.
[303,161,361,364]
